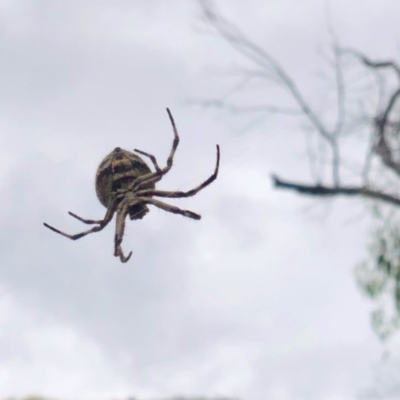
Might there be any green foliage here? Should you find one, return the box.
[355,214,400,340]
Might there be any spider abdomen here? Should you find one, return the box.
[95,147,155,219]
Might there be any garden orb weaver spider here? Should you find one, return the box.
[43,108,220,263]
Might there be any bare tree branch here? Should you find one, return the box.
[197,0,400,345]
[187,99,302,115]
[330,43,343,186]
[198,1,335,136]
[272,175,400,207]
[333,46,346,136]
[374,93,400,177]
[197,0,345,186]
[340,49,400,176]
[343,48,400,80]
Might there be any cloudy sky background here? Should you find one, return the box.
[1,0,400,399]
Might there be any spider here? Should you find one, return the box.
[43,108,220,263]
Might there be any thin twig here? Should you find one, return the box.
[187,99,302,115]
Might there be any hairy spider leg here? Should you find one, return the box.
[68,212,104,225]
[133,149,161,172]
[137,145,220,200]
[67,195,120,225]
[118,108,180,195]
[43,198,117,240]
[137,197,201,220]
[113,203,132,263]
[132,106,180,174]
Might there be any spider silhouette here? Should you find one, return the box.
[43,108,220,262]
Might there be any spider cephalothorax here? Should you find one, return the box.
[43,108,220,263]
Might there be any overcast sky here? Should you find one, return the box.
[1,1,400,399]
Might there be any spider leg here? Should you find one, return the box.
[43,200,116,240]
[113,207,132,263]
[118,108,180,194]
[43,222,106,240]
[137,144,220,199]
[122,174,161,193]
[68,212,103,225]
[67,196,119,225]
[133,149,161,172]
[163,107,180,171]
[138,197,201,220]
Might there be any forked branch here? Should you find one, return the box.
[197,0,343,186]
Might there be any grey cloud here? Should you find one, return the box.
[0,1,399,399]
